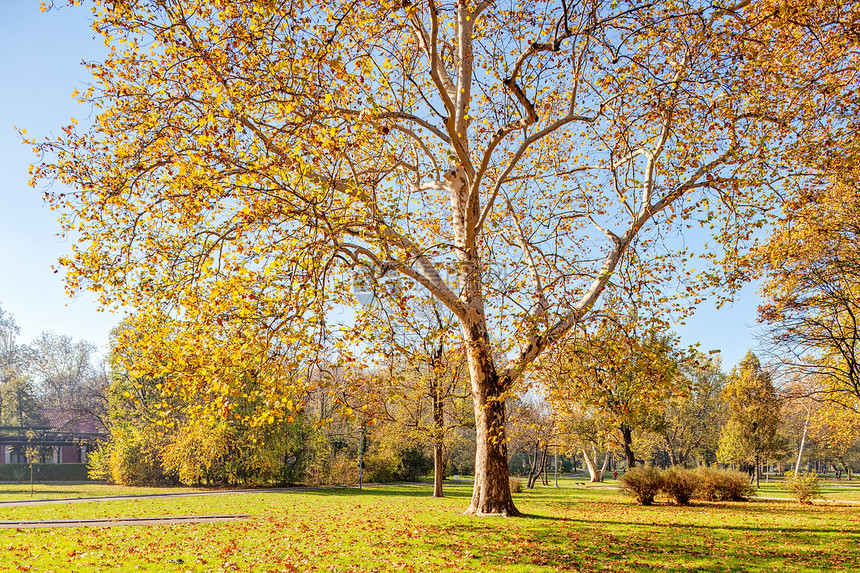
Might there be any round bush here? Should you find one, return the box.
[619,466,664,506]
[662,468,698,505]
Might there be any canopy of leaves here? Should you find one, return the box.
[757,178,860,413]
[717,351,780,465]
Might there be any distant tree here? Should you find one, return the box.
[0,305,20,380]
[808,404,860,479]
[347,282,472,497]
[656,355,726,467]
[556,407,615,482]
[717,351,781,487]
[543,317,687,469]
[95,322,321,486]
[0,306,43,427]
[508,397,556,488]
[25,331,106,421]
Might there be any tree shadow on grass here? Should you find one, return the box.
[0,489,89,497]
[267,482,475,501]
[433,507,860,573]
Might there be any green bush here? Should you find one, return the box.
[782,471,821,504]
[662,468,698,505]
[86,447,112,481]
[619,466,663,506]
[398,447,433,481]
[693,468,755,501]
[0,463,90,482]
[364,449,402,483]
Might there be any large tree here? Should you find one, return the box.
[757,179,860,413]
[32,0,857,515]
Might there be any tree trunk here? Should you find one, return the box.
[620,423,636,469]
[665,436,677,467]
[582,446,603,482]
[433,441,444,498]
[755,455,761,489]
[526,441,540,489]
[795,408,810,477]
[599,449,611,479]
[431,365,445,498]
[464,345,518,515]
[540,444,549,486]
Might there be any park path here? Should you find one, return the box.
[0,514,249,529]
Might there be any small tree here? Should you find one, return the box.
[544,318,687,469]
[25,429,38,497]
[782,471,821,505]
[717,352,781,487]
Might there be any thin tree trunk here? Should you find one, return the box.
[755,455,761,489]
[795,408,810,477]
[665,436,677,467]
[433,441,444,498]
[599,449,611,479]
[540,444,549,486]
[431,362,445,498]
[527,441,540,489]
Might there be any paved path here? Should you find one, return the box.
[0,482,429,508]
[0,514,249,529]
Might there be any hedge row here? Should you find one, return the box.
[620,466,755,505]
[0,463,91,482]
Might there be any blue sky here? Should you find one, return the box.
[0,2,118,351]
[0,2,762,367]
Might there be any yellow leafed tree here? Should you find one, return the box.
[31,0,858,515]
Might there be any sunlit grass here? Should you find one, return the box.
[0,479,858,572]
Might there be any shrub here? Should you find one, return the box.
[662,468,698,505]
[619,466,663,506]
[782,471,821,504]
[509,477,523,494]
[398,447,434,481]
[693,468,755,502]
[364,449,402,483]
[86,447,112,481]
[91,425,169,486]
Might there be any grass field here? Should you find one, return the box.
[1,478,858,572]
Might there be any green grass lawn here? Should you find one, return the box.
[1,479,859,572]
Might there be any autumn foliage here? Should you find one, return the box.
[29,0,860,514]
